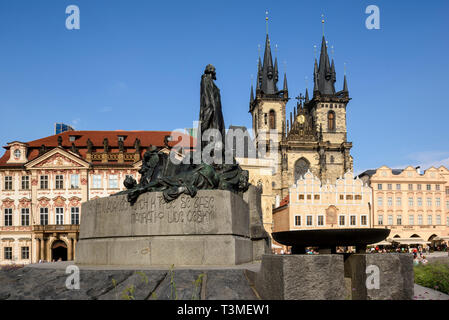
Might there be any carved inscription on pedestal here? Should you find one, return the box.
[95,194,215,226]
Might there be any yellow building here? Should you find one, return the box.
[272,171,372,237]
[359,166,449,247]
[0,130,192,265]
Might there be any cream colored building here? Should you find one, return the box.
[0,130,192,265]
[359,166,449,247]
[272,171,372,236]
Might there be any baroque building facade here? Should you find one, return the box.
[244,32,353,233]
[359,166,449,247]
[0,130,192,265]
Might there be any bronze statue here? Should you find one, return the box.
[113,65,250,204]
[198,64,226,154]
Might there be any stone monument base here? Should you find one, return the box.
[77,235,253,266]
[254,254,346,300]
[344,253,414,300]
[76,189,266,267]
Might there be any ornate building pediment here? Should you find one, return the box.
[25,148,89,170]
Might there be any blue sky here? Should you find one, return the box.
[0,0,448,173]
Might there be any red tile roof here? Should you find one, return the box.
[278,195,290,208]
[0,131,195,167]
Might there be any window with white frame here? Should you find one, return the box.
[71,207,80,225]
[350,215,357,226]
[40,175,48,189]
[317,215,324,226]
[387,197,392,207]
[397,215,402,225]
[109,175,118,189]
[387,215,393,225]
[377,197,383,206]
[40,208,48,225]
[4,208,12,226]
[306,215,313,226]
[427,215,433,225]
[92,175,102,189]
[4,176,12,190]
[408,215,414,225]
[436,215,441,225]
[70,174,79,189]
[21,176,30,190]
[339,215,345,226]
[378,215,383,225]
[361,215,367,226]
[294,215,301,226]
[21,208,30,226]
[55,207,64,225]
[55,175,64,189]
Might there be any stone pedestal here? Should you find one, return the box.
[344,253,414,300]
[76,190,256,266]
[243,186,271,261]
[255,254,346,300]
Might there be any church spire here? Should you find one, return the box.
[283,73,288,99]
[250,84,255,106]
[343,74,348,94]
[260,34,278,95]
[315,35,336,95]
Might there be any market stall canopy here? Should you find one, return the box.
[390,238,430,245]
[370,240,392,246]
[433,236,449,241]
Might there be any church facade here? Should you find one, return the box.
[243,32,354,233]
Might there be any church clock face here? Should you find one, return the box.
[297,115,305,124]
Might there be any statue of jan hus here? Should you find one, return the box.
[115,65,250,204]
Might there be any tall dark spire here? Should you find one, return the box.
[283,73,288,99]
[343,74,348,93]
[259,34,278,95]
[315,36,336,95]
[250,85,254,104]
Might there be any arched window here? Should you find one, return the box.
[328,111,336,131]
[294,158,310,182]
[269,110,276,129]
